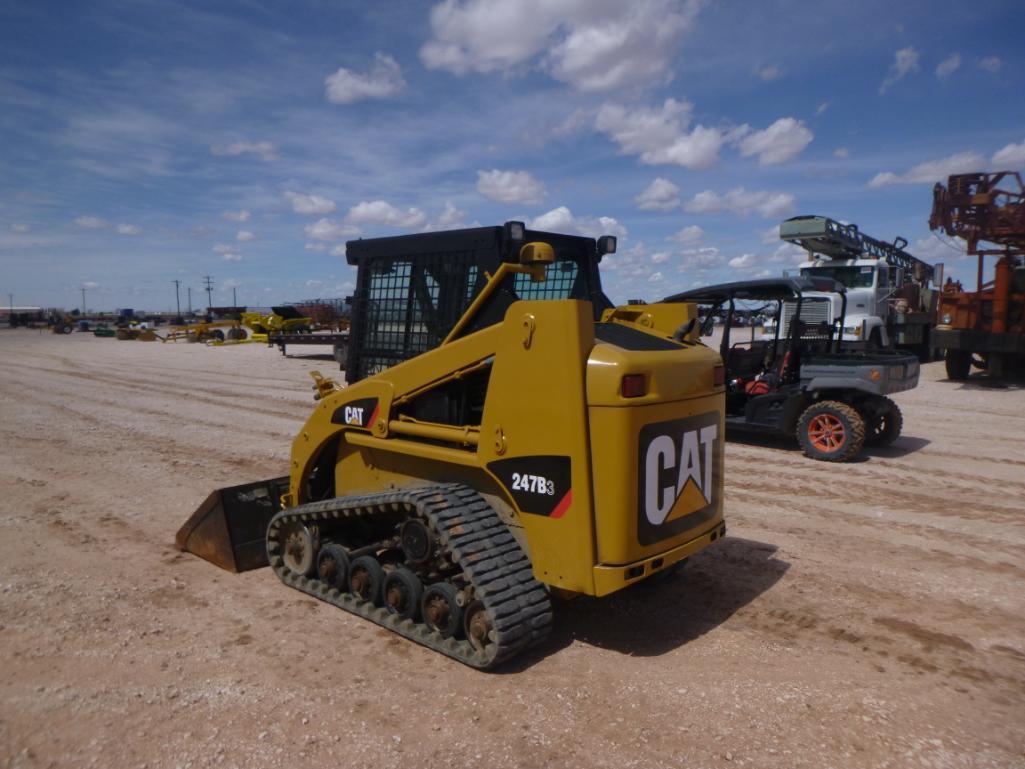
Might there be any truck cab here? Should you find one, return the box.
[796,256,891,346]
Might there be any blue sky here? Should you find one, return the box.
[1,0,1023,311]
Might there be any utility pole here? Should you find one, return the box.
[172,279,181,321]
[232,286,237,308]
[203,275,214,317]
[80,286,87,315]
[187,286,192,314]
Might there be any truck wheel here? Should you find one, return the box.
[797,401,866,462]
[865,399,902,447]
[945,350,972,380]
[333,340,348,367]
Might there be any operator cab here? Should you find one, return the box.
[344,221,616,383]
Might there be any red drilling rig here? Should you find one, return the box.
[929,171,1025,380]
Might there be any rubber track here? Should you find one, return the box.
[266,483,553,669]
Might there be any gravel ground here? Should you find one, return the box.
[1,328,1023,769]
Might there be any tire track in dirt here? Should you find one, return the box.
[5,360,312,421]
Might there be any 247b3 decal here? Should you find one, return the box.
[488,456,571,517]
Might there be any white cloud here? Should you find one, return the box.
[683,187,796,219]
[868,150,988,187]
[677,246,721,272]
[833,147,849,159]
[935,53,961,79]
[9,223,30,233]
[758,224,780,244]
[667,225,704,244]
[815,101,830,117]
[429,201,470,230]
[651,252,670,264]
[648,271,664,283]
[236,230,256,242]
[210,140,278,161]
[753,64,782,81]
[912,234,969,264]
[635,178,681,211]
[222,209,250,223]
[305,243,328,252]
[529,206,627,239]
[420,0,701,92]
[305,218,361,241]
[284,190,337,215]
[476,169,546,204]
[978,56,1002,73]
[769,242,807,264]
[324,52,406,104]
[329,244,347,257]
[82,281,99,290]
[214,244,243,261]
[116,223,141,235]
[728,253,759,270]
[880,47,920,94]
[346,200,428,229]
[736,117,813,165]
[595,99,723,170]
[992,139,1025,167]
[75,216,108,228]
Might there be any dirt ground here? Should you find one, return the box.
[1,327,1023,769]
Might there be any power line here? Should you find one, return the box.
[203,275,214,314]
[172,279,182,320]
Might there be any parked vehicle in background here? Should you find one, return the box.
[667,277,919,461]
[776,215,941,360]
[929,171,1025,381]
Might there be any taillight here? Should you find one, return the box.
[621,374,647,398]
[713,364,725,386]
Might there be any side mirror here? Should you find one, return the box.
[597,235,617,256]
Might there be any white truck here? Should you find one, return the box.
[775,216,942,360]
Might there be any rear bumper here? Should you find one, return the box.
[933,328,1025,354]
[592,520,726,597]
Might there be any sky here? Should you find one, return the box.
[1,0,1023,312]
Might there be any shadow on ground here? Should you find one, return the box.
[864,435,931,458]
[503,536,789,670]
[726,428,931,460]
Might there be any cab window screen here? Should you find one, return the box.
[514,260,579,300]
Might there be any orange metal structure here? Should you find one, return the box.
[929,172,1025,379]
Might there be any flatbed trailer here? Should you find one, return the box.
[267,331,350,368]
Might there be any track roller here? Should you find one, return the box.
[316,544,350,590]
[349,555,385,604]
[383,568,423,620]
[421,583,463,638]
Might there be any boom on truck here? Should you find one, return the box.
[779,215,941,359]
[176,221,727,669]
[929,171,1025,380]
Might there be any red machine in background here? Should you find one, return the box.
[929,171,1025,380]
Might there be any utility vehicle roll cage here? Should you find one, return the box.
[665,277,848,382]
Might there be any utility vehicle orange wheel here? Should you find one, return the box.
[796,401,865,462]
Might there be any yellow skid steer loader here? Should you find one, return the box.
[177,221,726,668]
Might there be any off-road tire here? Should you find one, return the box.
[945,349,972,380]
[865,398,902,447]
[797,400,866,462]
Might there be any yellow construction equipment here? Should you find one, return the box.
[177,222,726,668]
[239,307,313,336]
[163,319,242,344]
